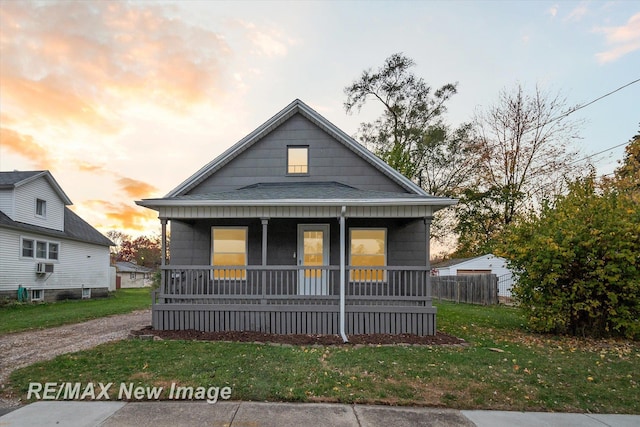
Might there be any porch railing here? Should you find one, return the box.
[156,265,431,304]
[152,265,436,335]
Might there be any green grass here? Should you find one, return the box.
[0,288,151,335]
[5,301,639,413]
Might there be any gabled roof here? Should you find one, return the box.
[0,170,72,205]
[433,254,506,269]
[165,99,429,198]
[115,261,154,273]
[0,207,113,247]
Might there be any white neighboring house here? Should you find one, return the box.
[0,170,113,302]
[433,253,515,298]
[115,261,154,288]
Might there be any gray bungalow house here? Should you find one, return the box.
[137,99,457,340]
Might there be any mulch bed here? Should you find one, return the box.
[130,326,466,346]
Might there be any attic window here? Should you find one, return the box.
[36,199,46,218]
[287,146,308,174]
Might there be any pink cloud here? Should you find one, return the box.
[0,1,232,133]
[594,12,640,63]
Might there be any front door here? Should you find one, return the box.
[297,224,330,295]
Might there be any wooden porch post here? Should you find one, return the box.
[261,218,269,266]
[160,218,168,300]
[160,218,168,266]
[424,217,432,303]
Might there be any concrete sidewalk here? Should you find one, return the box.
[1,401,639,427]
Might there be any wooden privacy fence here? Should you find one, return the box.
[432,274,499,305]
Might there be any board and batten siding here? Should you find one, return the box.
[0,228,111,292]
[188,114,408,194]
[13,176,65,231]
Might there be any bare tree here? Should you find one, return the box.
[455,84,584,255]
[475,84,583,221]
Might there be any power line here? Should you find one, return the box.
[568,141,629,165]
[551,77,640,124]
[545,77,639,166]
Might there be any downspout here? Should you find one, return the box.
[339,205,349,343]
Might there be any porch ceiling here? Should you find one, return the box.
[136,182,457,219]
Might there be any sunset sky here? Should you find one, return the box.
[1,1,638,238]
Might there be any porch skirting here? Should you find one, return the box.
[151,302,436,336]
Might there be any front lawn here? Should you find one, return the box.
[0,288,151,335]
[5,301,639,413]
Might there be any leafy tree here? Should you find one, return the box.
[344,53,476,242]
[106,230,130,264]
[456,84,583,255]
[613,128,640,200]
[344,53,475,195]
[499,173,640,339]
[106,231,162,267]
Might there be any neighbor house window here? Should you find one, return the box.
[130,272,136,280]
[36,241,47,259]
[82,288,91,299]
[287,146,308,174]
[31,289,43,301]
[211,227,247,279]
[350,228,387,281]
[48,243,59,260]
[36,199,46,217]
[22,239,34,257]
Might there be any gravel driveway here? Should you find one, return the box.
[0,309,151,408]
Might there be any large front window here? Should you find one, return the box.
[211,227,247,279]
[350,228,387,281]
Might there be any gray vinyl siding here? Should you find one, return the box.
[387,220,427,266]
[188,114,408,194]
[170,219,263,266]
[13,176,65,231]
[169,218,426,267]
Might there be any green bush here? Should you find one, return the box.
[499,176,640,339]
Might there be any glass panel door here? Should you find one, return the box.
[297,224,329,295]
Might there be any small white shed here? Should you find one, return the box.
[434,254,514,298]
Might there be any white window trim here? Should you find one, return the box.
[35,240,48,259]
[21,237,60,261]
[82,288,91,299]
[21,237,35,259]
[35,198,47,219]
[48,242,59,261]
[349,227,388,282]
[211,226,248,280]
[31,289,44,302]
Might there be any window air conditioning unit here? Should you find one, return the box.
[36,263,54,274]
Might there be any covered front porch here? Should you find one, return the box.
[139,184,456,340]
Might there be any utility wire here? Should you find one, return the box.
[568,141,629,165]
[540,77,640,166]
[548,77,640,125]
